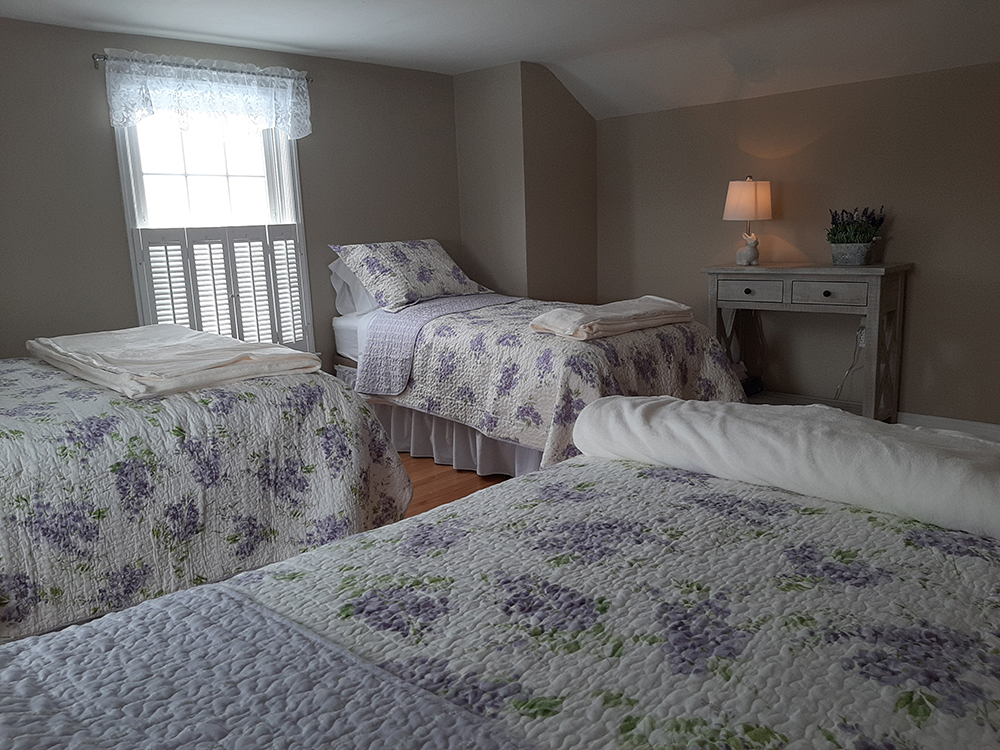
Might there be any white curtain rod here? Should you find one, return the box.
[91,53,313,84]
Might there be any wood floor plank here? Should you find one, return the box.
[401,453,507,517]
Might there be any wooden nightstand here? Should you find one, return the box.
[700,263,912,421]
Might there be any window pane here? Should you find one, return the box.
[181,118,227,175]
[188,176,231,226]
[229,177,270,225]
[224,124,266,176]
[136,115,185,174]
[143,175,189,227]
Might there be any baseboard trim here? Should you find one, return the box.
[898,412,1000,442]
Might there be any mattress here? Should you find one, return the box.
[332,311,378,362]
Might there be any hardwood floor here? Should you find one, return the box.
[401,453,507,517]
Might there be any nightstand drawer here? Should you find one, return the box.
[717,279,783,302]
[791,281,868,306]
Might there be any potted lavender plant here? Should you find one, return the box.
[827,206,885,265]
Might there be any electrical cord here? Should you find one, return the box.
[834,324,865,400]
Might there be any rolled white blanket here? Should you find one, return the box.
[574,395,1000,540]
[529,295,693,340]
[27,324,321,399]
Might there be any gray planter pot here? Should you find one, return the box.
[830,242,873,266]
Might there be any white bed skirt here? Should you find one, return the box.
[370,401,543,477]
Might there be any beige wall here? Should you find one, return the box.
[5,14,992,424]
[455,62,597,303]
[598,62,1000,423]
[522,63,597,304]
[0,17,461,371]
[453,63,528,295]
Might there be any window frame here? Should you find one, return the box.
[113,119,315,352]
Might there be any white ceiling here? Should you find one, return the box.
[2,0,999,119]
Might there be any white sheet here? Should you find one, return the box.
[529,295,693,340]
[332,311,379,362]
[574,395,1000,540]
[26,324,320,399]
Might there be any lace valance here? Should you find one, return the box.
[103,48,312,139]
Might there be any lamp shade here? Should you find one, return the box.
[723,178,772,221]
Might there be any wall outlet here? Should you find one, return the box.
[858,327,867,348]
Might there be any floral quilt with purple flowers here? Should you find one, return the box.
[5,457,1000,746]
[0,358,411,643]
[331,239,491,312]
[374,298,745,466]
[226,456,1000,747]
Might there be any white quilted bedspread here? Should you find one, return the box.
[0,358,411,643]
[4,457,1000,747]
[377,298,745,466]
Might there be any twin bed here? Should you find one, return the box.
[0,332,411,643]
[330,239,745,474]
[4,396,1000,747]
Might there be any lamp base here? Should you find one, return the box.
[735,232,760,266]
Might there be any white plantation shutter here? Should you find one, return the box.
[139,229,192,328]
[268,224,306,346]
[135,225,312,350]
[188,228,235,338]
[230,226,274,344]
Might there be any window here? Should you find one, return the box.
[103,49,314,351]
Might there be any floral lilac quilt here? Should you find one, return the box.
[371,298,744,466]
[0,358,411,643]
[5,456,1000,747]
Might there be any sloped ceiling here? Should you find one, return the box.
[1,0,998,119]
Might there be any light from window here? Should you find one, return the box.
[134,112,270,228]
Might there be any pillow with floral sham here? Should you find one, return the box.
[329,239,490,312]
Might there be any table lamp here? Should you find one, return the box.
[723,176,771,265]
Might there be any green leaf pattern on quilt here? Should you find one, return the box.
[381,298,744,466]
[0,358,409,642]
[229,457,1000,748]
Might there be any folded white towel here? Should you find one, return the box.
[529,295,693,340]
[27,324,321,399]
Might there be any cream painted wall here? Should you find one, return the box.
[522,63,597,304]
[453,63,528,296]
[454,62,597,303]
[0,17,461,371]
[7,16,990,424]
[597,61,1000,423]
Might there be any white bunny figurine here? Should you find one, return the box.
[736,232,759,266]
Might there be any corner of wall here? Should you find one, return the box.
[520,63,598,303]
[453,64,528,296]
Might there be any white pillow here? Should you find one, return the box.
[329,258,379,316]
[574,395,1000,541]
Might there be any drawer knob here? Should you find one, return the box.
[744,288,752,295]
[823,290,832,298]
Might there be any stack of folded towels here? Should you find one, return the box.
[529,295,693,340]
[27,324,320,399]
